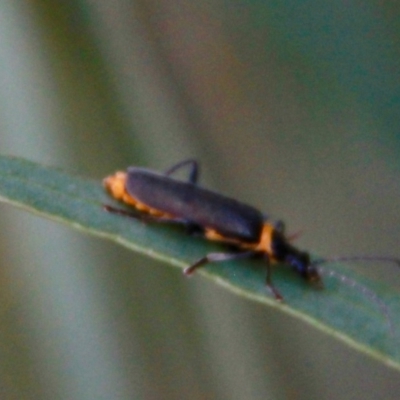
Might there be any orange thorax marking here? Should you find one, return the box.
[204,223,275,257]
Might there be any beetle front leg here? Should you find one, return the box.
[265,256,283,301]
[184,250,256,275]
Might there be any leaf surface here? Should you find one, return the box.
[0,155,399,370]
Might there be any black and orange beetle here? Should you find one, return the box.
[103,159,399,302]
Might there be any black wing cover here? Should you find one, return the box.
[126,168,264,243]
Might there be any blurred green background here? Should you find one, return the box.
[0,1,400,399]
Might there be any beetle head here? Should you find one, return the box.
[272,230,322,286]
[286,251,322,286]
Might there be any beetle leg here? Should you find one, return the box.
[103,205,143,219]
[264,257,283,301]
[164,159,199,184]
[184,250,256,275]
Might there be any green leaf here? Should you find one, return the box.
[0,154,399,370]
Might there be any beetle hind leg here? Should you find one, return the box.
[103,204,143,219]
[164,159,199,184]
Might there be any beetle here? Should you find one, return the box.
[103,159,400,301]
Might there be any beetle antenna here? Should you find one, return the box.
[312,258,397,336]
[313,256,400,268]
